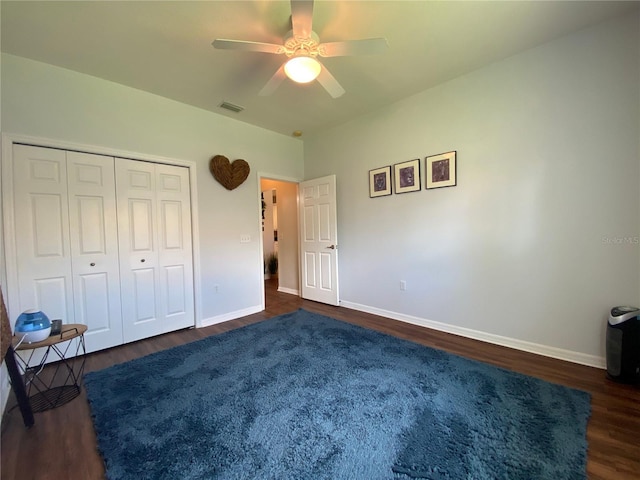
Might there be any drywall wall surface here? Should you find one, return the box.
[1,53,304,322]
[304,13,640,362]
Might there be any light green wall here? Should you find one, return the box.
[304,13,640,364]
[0,53,304,322]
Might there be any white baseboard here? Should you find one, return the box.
[199,305,263,328]
[340,300,606,369]
[277,287,299,296]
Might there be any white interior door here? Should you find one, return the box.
[155,163,194,331]
[299,175,339,305]
[13,145,74,323]
[116,158,194,342]
[116,159,163,342]
[67,151,123,352]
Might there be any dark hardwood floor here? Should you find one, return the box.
[2,279,639,479]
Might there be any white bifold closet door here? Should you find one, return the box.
[12,145,195,353]
[115,158,194,343]
[13,145,123,352]
[67,151,124,351]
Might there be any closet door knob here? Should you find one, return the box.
[90,263,96,267]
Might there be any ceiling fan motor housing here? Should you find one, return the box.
[284,30,320,58]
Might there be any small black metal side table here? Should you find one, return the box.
[11,324,87,420]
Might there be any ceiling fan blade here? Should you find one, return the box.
[212,39,284,55]
[259,64,287,96]
[318,38,389,57]
[316,65,345,98]
[291,0,314,38]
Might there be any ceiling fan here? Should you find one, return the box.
[212,0,388,98]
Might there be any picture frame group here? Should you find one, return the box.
[369,150,456,198]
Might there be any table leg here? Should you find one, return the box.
[4,346,34,428]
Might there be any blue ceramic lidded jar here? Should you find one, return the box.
[14,309,52,343]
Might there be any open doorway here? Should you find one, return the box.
[260,178,300,301]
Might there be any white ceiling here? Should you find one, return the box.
[2,1,638,137]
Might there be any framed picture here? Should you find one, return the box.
[393,159,421,194]
[426,151,457,189]
[369,166,392,198]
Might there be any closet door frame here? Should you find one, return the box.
[1,133,202,330]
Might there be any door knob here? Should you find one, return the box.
[90,262,95,267]
[326,245,337,250]
[141,259,146,263]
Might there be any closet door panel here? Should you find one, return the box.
[164,265,186,315]
[129,199,154,252]
[31,194,66,257]
[131,268,157,321]
[78,274,110,327]
[160,201,183,249]
[33,277,69,321]
[13,145,74,322]
[67,151,123,352]
[116,158,164,342]
[76,196,106,253]
[156,164,194,330]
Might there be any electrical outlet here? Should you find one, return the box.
[400,280,407,291]
[240,234,251,243]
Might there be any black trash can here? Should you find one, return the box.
[606,306,640,383]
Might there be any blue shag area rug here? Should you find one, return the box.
[84,309,591,480]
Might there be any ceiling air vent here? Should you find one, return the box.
[219,101,244,113]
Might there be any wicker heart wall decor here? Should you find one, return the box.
[209,155,250,190]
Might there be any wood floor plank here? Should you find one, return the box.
[2,279,639,479]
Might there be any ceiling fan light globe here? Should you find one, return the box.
[284,56,321,83]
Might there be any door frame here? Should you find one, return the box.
[0,133,203,327]
[257,172,303,311]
